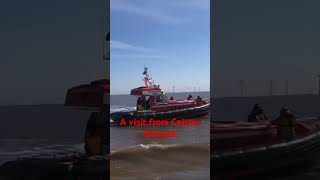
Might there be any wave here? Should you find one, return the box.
[110,105,135,113]
[110,105,136,123]
[110,143,209,180]
[0,143,83,159]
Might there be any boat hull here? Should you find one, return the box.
[110,103,210,125]
[0,156,109,180]
[212,132,320,178]
[211,119,320,179]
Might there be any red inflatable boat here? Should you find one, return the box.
[211,117,320,179]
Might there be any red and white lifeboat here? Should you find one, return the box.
[129,67,209,112]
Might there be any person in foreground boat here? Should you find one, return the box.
[195,96,206,106]
[211,106,314,179]
[272,106,296,140]
[247,104,297,140]
[248,104,268,122]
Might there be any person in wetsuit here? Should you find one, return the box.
[272,107,296,140]
[84,105,108,156]
[145,97,151,110]
[195,96,203,106]
[136,96,142,111]
[248,104,268,122]
[140,96,146,111]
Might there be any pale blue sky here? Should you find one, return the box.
[110,0,210,95]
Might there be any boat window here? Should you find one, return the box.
[156,95,166,102]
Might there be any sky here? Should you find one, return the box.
[213,0,320,97]
[0,0,107,105]
[110,0,210,95]
[3,0,317,103]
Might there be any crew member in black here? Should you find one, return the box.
[248,104,268,122]
[141,96,146,111]
[146,97,151,110]
[136,96,142,111]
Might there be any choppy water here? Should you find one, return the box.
[0,105,89,165]
[110,143,209,180]
[110,92,210,180]
[3,94,318,179]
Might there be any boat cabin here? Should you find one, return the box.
[130,86,170,110]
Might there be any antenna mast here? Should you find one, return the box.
[143,67,154,87]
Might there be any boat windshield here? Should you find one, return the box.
[156,94,167,103]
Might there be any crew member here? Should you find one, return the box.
[195,96,203,106]
[141,96,146,111]
[248,104,268,122]
[188,94,193,100]
[84,105,108,156]
[136,96,142,111]
[146,97,151,110]
[170,96,174,100]
[272,107,296,140]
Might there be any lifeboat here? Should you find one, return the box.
[211,116,320,179]
[110,68,210,125]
